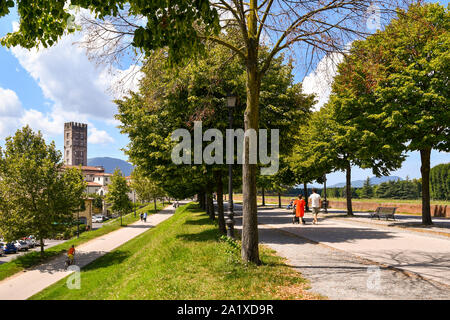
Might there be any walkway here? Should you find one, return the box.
[0,205,177,300]
[232,204,450,299]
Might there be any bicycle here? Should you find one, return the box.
[64,254,75,270]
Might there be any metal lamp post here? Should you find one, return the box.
[133,192,136,218]
[226,92,237,239]
[323,174,328,214]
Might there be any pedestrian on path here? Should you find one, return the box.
[143,212,147,223]
[309,188,321,224]
[140,213,143,222]
[293,195,306,225]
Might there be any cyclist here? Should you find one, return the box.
[67,245,75,265]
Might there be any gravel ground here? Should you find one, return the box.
[231,204,450,300]
[257,225,450,300]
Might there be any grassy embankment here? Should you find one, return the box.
[0,203,165,282]
[31,203,320,300]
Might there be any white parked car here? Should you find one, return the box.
[92,215,104,223]
[14,240,29,251]
[22,237,36,248]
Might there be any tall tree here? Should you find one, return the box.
[334,3,449,224]
[106,168,132,226]
[0,126,86,256]
[117,41,313,235]
[131,168,165,211]
[430,163,449,201]
[2,0,409,263]
[360,177,374,198]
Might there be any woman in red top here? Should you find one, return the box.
[293,195,306,224]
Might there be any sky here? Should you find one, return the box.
[0,1,448,186]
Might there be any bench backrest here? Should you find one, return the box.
[376,207,397,214]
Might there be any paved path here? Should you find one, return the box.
[232,204,450,299]
[0,205,177,300]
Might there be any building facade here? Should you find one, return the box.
[64,122,88,166]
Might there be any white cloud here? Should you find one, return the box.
[88,127,114,144]
[0,87,23,117]
[10,21,142,122]
[4,18,142,149]
[302,52,345,111]
[0,88,23,140]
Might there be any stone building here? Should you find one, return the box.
[64,122,87,166]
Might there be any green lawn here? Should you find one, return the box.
[0,202,165,282]
[31,203,319,300]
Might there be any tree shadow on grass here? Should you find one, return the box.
[183,217,213,226]
[176,229,220,243]
[81,250,131,272]
[28,250,131,274]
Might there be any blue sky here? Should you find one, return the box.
[0,2,448,186]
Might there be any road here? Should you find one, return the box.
[0,240,66,264]
[231,203,450,299]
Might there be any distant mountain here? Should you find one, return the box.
[329,176,403,188]
[87,157,134,176]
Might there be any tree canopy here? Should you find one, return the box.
[0,126,86,255]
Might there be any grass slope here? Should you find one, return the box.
[31,203,319,300]
[0,203,164,282]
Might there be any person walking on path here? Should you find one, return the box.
[309,188,321,224]
[293,195,306,225]
[140,213,143,222]
[143,212,148,223]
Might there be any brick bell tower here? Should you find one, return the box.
[64,122,88,166]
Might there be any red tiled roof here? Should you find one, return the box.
[87,182,102,187]
[63,165,105,172]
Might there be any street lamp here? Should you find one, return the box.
[323,174,328,214]
[226,92,237,239]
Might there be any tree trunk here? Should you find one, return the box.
[206,181,215,220]
[304,182,309,211]
[346,161,353,216]
[278,192,281,208]
[198,192,205,210]
[420,148,432,225]
[40,237,44,258]
[261,187,265,206]
[241,29,261,264]
[214,170,226,234]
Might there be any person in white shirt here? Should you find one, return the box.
[309,188,321,224]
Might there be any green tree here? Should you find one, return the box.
[91,194,104,211]
[338,3,449,224]
[106,168,132,226]
[117,41,313,235]
[1,0,406,264]
[360,177,374,198]
[130,168,166,211]
[293,102,404,215]
[0,126,86,256]
[430,163,449,201]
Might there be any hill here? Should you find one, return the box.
[329,176,403,188]
[87,157,134,176]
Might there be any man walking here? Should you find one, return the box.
[309,188,321,224]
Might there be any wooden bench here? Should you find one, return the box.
[370,207,397,221]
